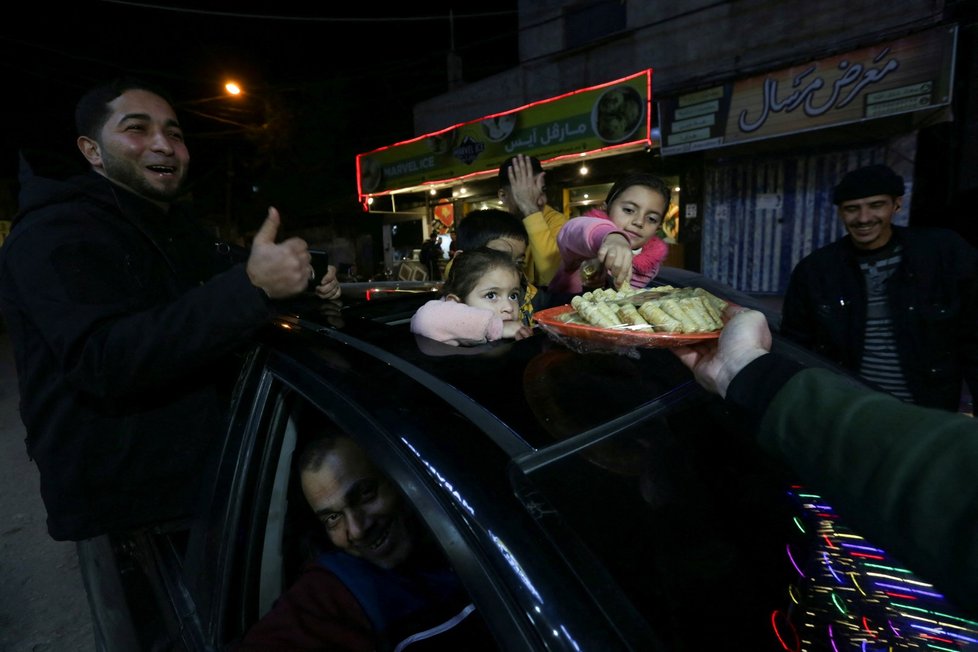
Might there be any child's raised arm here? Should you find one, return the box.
[556,216,633,289]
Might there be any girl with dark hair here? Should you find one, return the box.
[549,173,670,294]
[410,247,533,346]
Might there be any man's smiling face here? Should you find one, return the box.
[301,437,416,570]
[838,194,899,250]
[88,88,189,208]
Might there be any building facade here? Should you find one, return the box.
[380,1,976,294]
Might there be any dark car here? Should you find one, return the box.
[81,270,978,651]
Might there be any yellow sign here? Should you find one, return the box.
[357,70,652,197]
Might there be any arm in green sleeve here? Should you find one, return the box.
[743,362,978,615]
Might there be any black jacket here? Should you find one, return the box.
[780,226,978,411]
[0,166,273,540]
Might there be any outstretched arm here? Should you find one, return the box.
[523,205,568,287]
[671,309,770,397]
[673,309,978,616]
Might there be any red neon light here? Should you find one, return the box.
[850,552,885,560]
[361,70,651,156]
[861,615,875,634]
[920,633,955,644]
[883,591,917,600]
[356,69,653,199]
[822,534,837,548]
[358,135,649,198]
[770,609,801,652]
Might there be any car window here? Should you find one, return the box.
[257,410,298,615]
[219,377,299,642]
[229,385,500,650]
[512,347,798,648]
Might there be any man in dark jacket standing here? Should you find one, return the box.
[0,77,341,542]
[780,164,978,411]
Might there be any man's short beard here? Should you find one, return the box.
[101,153,187,204]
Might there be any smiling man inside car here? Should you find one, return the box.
[235,434,496,652]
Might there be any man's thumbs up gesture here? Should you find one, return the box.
[246,207,313,299]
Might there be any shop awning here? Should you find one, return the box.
[356,69,653,203]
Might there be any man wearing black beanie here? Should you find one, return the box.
[780,163,978,411]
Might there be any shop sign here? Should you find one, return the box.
[357,70,652,197]
[659,25,956,155]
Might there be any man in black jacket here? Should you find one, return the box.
[0,77,341,542]
[780,164,978,411]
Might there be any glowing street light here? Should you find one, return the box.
[180,81,245,107]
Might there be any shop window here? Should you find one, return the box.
[567,182,612,217]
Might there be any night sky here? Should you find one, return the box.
[2,2,518,217]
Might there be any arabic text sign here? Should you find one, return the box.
[659,25,955,155]
[357,70,651,196]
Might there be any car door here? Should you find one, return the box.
[183,337,525,650]
[211,316,663,651]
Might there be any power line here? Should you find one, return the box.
[96,1,516,22]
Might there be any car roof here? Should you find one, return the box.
[261,271,974,650]
[275,268,860,462]
[280,281,704,447]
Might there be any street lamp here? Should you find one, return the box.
[174,82,255,238]
[178,81,252,132]
[177,81,294,239]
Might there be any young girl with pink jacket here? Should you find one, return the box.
[549,173,670,294]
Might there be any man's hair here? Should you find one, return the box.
[455,208,528,252]
[296,435,343,474]
[442,247,522,300]
[605,173,672,209]
[497,155,543,188]
[293,404,351,474]
[75,77,177,139]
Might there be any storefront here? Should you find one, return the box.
[356,24,958,289]
[355,70,692,275]
[658,23,958,295]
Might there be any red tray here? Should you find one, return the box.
[534,304,722,349]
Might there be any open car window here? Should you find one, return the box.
[237,391,499,650]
